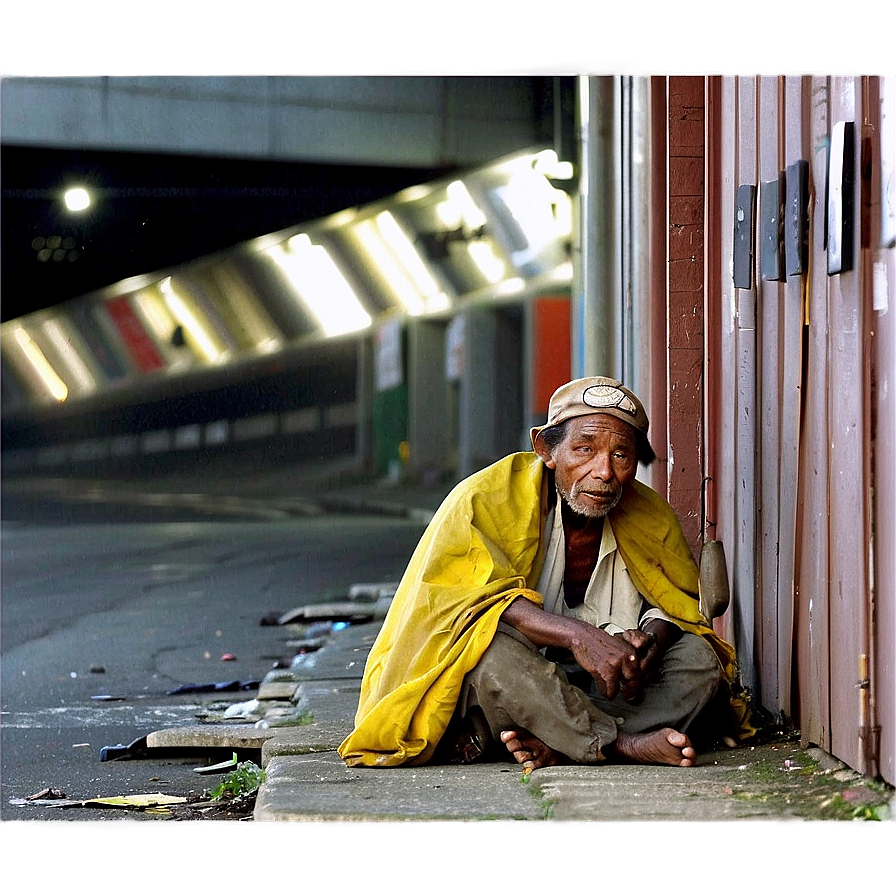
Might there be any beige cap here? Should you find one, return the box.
[530,376,650,447]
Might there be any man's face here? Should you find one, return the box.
[536,413,639,518]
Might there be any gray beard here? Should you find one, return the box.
[557,481,622,519]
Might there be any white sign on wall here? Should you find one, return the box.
[375,317,403,392]
[445,315,466,382]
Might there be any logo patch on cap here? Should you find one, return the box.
[582,384,637,416]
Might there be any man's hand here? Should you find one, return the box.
[567,624,640,701]
[617,618,683,702]
[501,598,640,700]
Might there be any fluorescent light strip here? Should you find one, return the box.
[160,278,223,363]
[495,277,526,296]
[466,242,506,284]
[446,181,487,230]
[551,261,574,282]
[269,238,372,337]
[435,199,463,230]
[375,212,448,311]
[287,236,371,337]
[41,318,97,393]
[212,267,283,353]
[532,149,574,181]
[354,220,425,315]
[12,326,69,401]
[496,170,560,260]
[133,289,177,345]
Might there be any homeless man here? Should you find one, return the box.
[338,376,749,771]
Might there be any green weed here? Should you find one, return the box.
[210,760,267,801]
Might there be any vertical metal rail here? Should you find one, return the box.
[624,77,654,411]
[574,75,621,379]
[859,75,881,778]
[756,75,784,717]
[870,75,896,785]
[733,76,760,696]
[776,75,805,724]
[827,75,870,774]
[795,74,833,753]
[711,76,740,656]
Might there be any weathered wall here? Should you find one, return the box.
[703,75,894,782]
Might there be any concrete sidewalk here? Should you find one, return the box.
[14,455,892,821]
[250,467,895,822]
[243,618,892,822]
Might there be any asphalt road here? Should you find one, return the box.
[1,483,425,822]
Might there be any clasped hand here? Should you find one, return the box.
[570,624,662,703]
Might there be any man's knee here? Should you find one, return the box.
[665,632,723,698]
[467,630,553,697]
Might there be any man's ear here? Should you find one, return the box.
[533,432,557,469]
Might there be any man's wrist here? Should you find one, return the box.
[641,618,681,650]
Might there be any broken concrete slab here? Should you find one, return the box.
[258,706,314,728]
[278,602,374,625]
[348,582,398,600]
[256,678,360,760]
[146,723,275,751]
[257,681,300,701]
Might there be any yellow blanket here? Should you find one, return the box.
[338,452,747,768]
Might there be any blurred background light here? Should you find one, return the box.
[11,325,69,402]
[64,187,91,212]
[375,211,450,313]
[267,236,372,337]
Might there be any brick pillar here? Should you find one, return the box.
[666,77,706,556]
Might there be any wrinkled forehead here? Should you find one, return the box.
[565,412,639,443]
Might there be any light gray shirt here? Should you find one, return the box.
[536,499,678,634]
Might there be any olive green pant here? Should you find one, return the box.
[456,625,722,763]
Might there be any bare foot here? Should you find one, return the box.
[610,727,697,767]
[500,729,568,770]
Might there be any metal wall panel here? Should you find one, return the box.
[827,77,872,774]
[734,77,759,694]
[871,77,896,785]
[699,74,891,779]
[794,76,833,753]
[756,76,784,713]
[710,76,740,654]
[775,76,807,723]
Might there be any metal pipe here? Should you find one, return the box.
[625,77,653,405]
[574,75,621,379]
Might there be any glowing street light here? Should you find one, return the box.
[64,187,91,212]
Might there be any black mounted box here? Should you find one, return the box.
[760,173,785,282]
[827,121,855,275]
[734,184,756,290]
[785,159,809,277]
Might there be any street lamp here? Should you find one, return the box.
[64,187,91,212]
